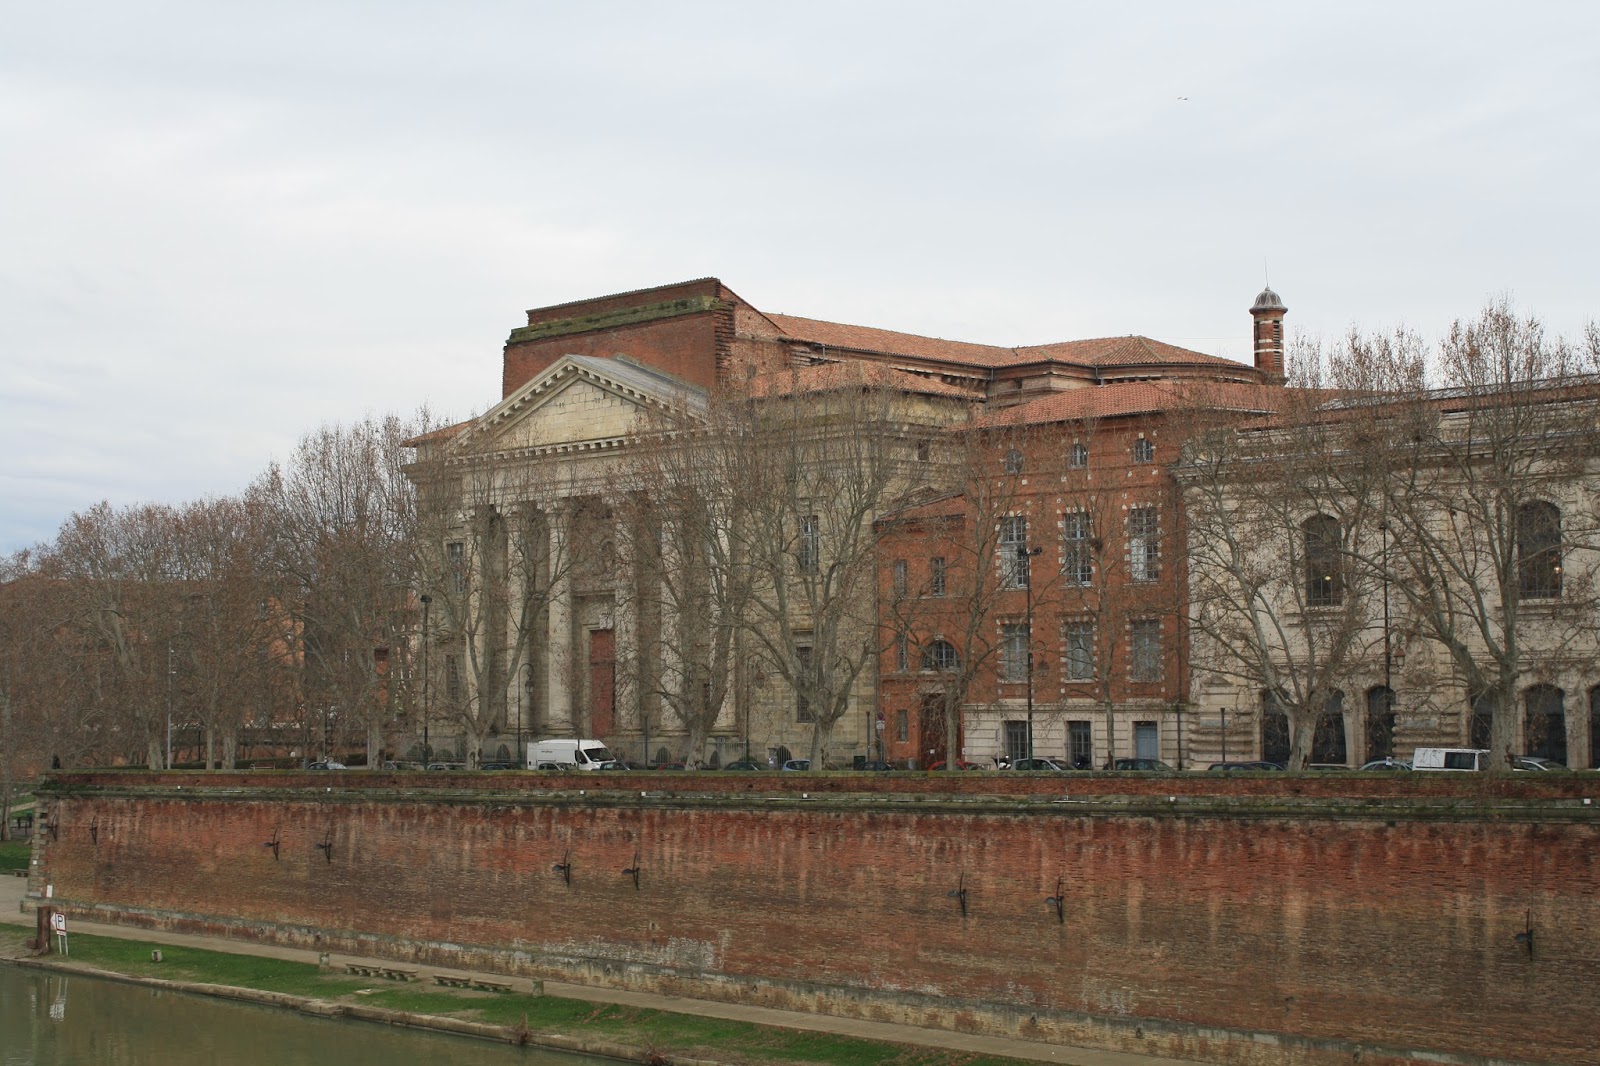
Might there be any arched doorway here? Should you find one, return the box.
[1261,691,1290,765]
[918,693,952,768]
[1590,686,1600,770]
[1312,691,1347,765]
[1524,685,1566,764]
[1366,686,1396,761]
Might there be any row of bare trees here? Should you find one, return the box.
[1,413,435,827]
[1183,302,1600,768]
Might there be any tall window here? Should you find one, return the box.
[1068,442,1089,469]
[929,556,947,597]
[445,653,462,703]
[1000,623,1030,682]
[795,644,814,722]
[894,632,908,673]
[892,559,908,599]
[1518,501,1562,598]
[446,541,466,593]
[1303,514,1343,607]
[1000,515,1030,588]
[1261,691,1291,765]
[896,709,909,742]
[797,515,821,574]
[1068,721,1093,769]
[1132,437,1154,464]
[1004,448,1024,475]
[1065,622,1094,680]
[1004,720,1029,764]
[1062,510,1093,585]
[1313,691,1347,764]
[1129,620,1161,682]
[1469,691,1493,749]
[1589,686,1600,770]
[1128,507,1160,582]
[922,639,960,672]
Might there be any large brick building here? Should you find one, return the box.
[408,278,1280,767]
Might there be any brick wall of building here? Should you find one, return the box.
[33,773,1599,1066]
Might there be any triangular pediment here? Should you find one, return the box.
[467,355,705,454]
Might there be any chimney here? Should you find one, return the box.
[1250,286,1287,381]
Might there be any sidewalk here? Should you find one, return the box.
[2,875,1191,1066]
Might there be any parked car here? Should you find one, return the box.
[1516,756,1566,771]
[306,760,346,770]
[652,761,687,771]
[1009,757,1069,771]
[1207,761,1285,771]
[426,761,466,771]
[926,759,985,771]
[1412,747,1489,771]
[478,761,518,771]
[720,758,765,771]
[780,759,812,771]
[1111,758,1173,771]
[1357,758,1413,771]
[855,760,895,771]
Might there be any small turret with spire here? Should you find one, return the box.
[1250,285,1287,381]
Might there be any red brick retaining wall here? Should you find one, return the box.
[30,772,1600,1065]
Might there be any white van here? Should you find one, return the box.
[527,738,615,770]
[1411,747,1490,771]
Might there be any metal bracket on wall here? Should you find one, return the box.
[1515,910,1535,960]
[1045,875,1065,924]
[948,872,969,918]
[622,849,641,890]
[89,820,98,845]
[263,827,281,862]
[552,848,572,887]
[315,830,333,864]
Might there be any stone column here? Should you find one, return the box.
[545,503,575,734]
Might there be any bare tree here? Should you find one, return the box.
[1179,371,1383,769]
[271,415,428,766]
[1346,303,1600,767]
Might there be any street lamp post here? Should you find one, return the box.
[1017,541,1043,766]
[166,645,175,770]
[420,594,432,764]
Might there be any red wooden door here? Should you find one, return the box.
[588,629,616,737]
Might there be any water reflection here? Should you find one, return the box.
[1,964,597,1066]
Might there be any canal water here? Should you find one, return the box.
[0,964,599,1066]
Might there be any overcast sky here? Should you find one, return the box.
[5,1,1597,552]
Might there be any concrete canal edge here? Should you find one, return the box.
[4,956,723,1066]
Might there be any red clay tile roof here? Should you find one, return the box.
[401,421,472,447]
[766,314,1018,368]
[971,381,1284,428]
[747,361,983,400]
[767,313,1253,374]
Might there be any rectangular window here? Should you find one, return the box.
[896,709,909,742]
[1129,620,1161,682]
[1000,515,1030,588]
[1068,720,1093,769]
[1000,622,1030,683]
[1062,511,1093,585]
[797,515,821,574]
[446,541,466,593]
[892,559,908,599]
[1128,507,1160,582]
[1004,720,1030,764]
[1065,622,1095,680]
[929,556,947,597]
[795,644,814,722]
[895,631,908,673]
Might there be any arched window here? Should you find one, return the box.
[1004,448,1024,475]
[921,639,960,673]
[1313,691,1347,765]
[1524,684,1566,764]
[1365,686,1395,761]
[1068,442,1089,469]
[1303,514,1342,607]
[1518,501,1562,598]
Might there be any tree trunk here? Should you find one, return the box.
[367,720,383,769]
[146,734,163,771]
[221,725,238,770]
